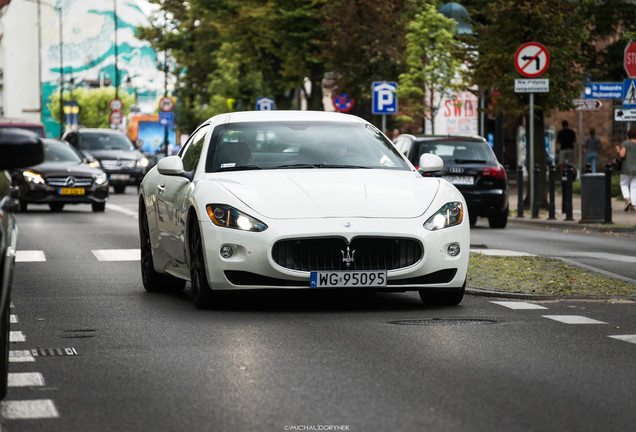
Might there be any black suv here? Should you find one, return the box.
[63,128,149,193]
[394,135,509,228]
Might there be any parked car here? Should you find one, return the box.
[394,134,509,228]
[0,118,46,138]
[12,138,109,212]
[62,128,149,193]
[139,111,469,309]
[0,128,44,399]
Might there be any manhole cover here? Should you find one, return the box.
[389,318,499,326]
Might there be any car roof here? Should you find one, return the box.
[0,118,44,127]
[68,128,126,134]
[209,110,369,125]
[403,134,487,143]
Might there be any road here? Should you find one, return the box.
[2,190,635,432]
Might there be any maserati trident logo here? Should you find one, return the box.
[341,245,356,268]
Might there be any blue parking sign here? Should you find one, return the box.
[256,97,275,111]
[372,82,398,114]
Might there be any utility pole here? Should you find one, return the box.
[113,0,118,101]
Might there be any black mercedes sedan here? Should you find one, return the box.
[394,134,509,228]
[13,139,109,212]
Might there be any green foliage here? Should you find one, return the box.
[47,87,135,129]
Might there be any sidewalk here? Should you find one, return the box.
[506,185,636,235]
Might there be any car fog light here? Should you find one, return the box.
[447,243,460,257]
[220,245,233,259]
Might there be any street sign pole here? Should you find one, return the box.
[529,92,534,212]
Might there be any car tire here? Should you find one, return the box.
[188,219,216,309]
[488,208,508,229]
[418,281,465,306]
[139,201,186,293]
[92,202,106,212]
[0,297,10,399]
[49,203,64,212]
[113,185,126,194]
[468,212,478,227]
[19,200,27,212]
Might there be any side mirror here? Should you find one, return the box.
[418,153,444,173]
[157,155,185,176]
[0,129,44,170]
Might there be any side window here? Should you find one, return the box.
[181,125,210,172]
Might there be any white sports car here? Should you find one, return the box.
[138,111,469,308]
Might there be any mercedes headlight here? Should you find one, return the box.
[23,171,45,185]
[423,202,464,231]
[88,160,101,168]
[137,157,149,168]
[206,204,268,232]
[95,172,108,185]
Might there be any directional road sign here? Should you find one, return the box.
[256,97,275,111]
[623,79,636,108]
[584,82,623,99]
[515,42,550,78]
[372,81,398,114]
[572,99,602,111]
[615,108,636,122]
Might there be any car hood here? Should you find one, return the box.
[209,169,440,219]
[83,149,141,161]
[31,162,99,177]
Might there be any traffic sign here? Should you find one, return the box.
[109,98,123,112]
[572,99,602,111]
[159,96,175,112]
[372,82,398,114]
[159,111,174,128]
[515,42,550,78]
[624,41,636,77]
[109,111,123,125]
[514,79,549,93]
[332,93,354,112]
[623,79,636,108]
[615,108,636,121]
[256,97,275,111]
[584,82,623,99]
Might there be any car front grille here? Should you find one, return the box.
[272,237,423,271]
[46,176,93,187]
[100,159,136,170]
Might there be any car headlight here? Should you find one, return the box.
[423,202,464,231]
[88,160,101,168]
[95,172,108,185]
[206,204,268,232]
[137,157,149,168]
[23,170,45,185]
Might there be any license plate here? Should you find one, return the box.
[110,174,130,181]
[58,188,85,195]
[444,175,474,185]
[310,271,387,288]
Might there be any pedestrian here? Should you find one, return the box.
[615,127,636,212]
[392,128,400,143]
[584,127,602,173]
[556,120,576,168]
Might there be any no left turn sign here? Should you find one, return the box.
[515,42,550,78]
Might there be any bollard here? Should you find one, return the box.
[548,164,556,220]
[517,165,524,218]
[604,163,613,224]
[532,164,540,218]
[564,164,574,221]
[584,163,592,174]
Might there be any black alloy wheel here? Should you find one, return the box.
[188,219,215,309]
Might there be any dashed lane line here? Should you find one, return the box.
[8,372,45,387]
[0,399,59,419]
[15,250,46,262]
[92,249,140,261]
[106,203,138,218]
[491,301,548,310]
[9,331,25,342]
[542,315,607,325]
[608,335,636,344]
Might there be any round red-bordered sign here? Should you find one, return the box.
[109,111,123,125]
[109,98,123,112]
[515,42,550,78]
[332,93,354,112]
[159,96,175,112]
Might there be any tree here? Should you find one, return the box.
[398,3,466,134]
[47,87,135,130]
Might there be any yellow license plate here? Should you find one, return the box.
[59,188,85,195]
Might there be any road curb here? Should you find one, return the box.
[467,287,636,301]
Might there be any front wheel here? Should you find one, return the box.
[488,208,508,229]
[49,202,64,212]
[188,221,216,309]
[92,202,106,212]
[419,281,466,306]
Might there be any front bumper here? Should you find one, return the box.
[20,183,108,205]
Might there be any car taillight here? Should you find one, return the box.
[482,167,506,179]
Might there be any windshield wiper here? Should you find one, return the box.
[275,164,318,169]
[217,164,262,172]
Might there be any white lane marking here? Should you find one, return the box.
[542,315,607,325]
[92,249,140,262]
[10,314,17,324]
[8,372,45,387]
[0,399,59,419]
[9,331,25,342]
[566,252,636,263]
[491,301,548,310]
[608,335,636,344]
[9,350,35,363]
[471,249,536,257]
[107,203,138,218]
[15,250,46,262]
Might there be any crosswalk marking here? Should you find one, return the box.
[15,250,46,262]
[491,301,548,310]
[10,314,17,324]
[9,350,35,363]
[608,335,636,344]
[92,249,140,261]
[8,372,45,387]
[542,315,607,325]
[0,399,59,419]
[9,331,25,342]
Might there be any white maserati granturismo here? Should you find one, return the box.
[138,111,469,308]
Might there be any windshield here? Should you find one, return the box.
[413,140,497,164]
[43,140,83,163]
[205,121,410,172]
[79,133,135,151]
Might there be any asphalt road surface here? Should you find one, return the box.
[2,190,635,432]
